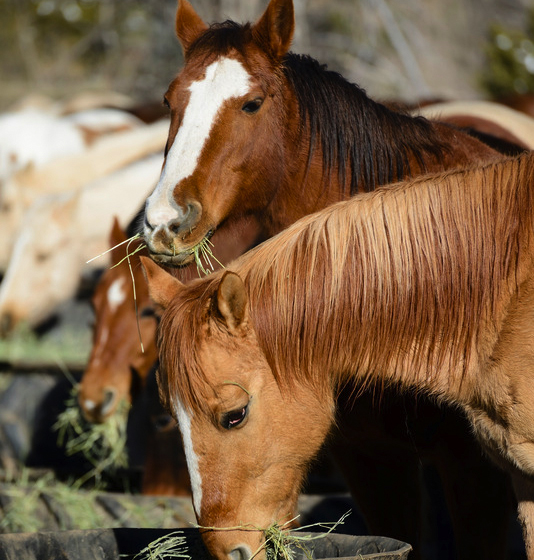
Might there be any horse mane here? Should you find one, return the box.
[282,54,448,194]
[186,20,451,196]
[158,152,534,413]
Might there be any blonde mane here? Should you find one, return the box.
[158,152,534,412]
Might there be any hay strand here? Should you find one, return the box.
[132,530,192,560]
[189,237,224,277]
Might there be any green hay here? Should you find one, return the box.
[131,530,192,560]
[53,384,130,488]
[261,511,351,560]
[188,237,224,277]
[86,232,144,265]
[131,512,350,560]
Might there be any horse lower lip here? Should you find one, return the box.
[150,251,194,267]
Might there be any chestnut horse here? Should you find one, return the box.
[140,0,513,557]
[143,0,502,268]
[79,217,158,423]
[144,152,534,560]
[78,218,191,496]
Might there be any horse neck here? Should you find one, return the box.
[265,97,500,237]
[247,154,534,409]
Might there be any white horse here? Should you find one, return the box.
[0,154,162,333]
[0,119,168,271]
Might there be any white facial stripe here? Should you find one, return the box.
[145,57,252,226]
[174,398,203,515]
[107,277,127,312]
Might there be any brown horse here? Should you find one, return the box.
[140,0,513,557]
[78,219,191,496]
[78,218,158,423]
[144,152,534,560]
[142,0,501,268]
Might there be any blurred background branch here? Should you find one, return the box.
[0,0,532,110]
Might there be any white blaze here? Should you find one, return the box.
[174,399,203,516]
[107,277,127,312]
[145,57,252,227]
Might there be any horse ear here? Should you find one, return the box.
[216,271,249,334]
[140,256,183,312]
[175,0,208,54]
[108,217,127,268]
[253,0,294,60]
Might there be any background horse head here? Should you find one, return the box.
[143,152,534,560]
[142,0,501,270]
[78,218,158,423]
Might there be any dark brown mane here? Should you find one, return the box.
[282,54,449,194]
[185,19,451,196]
[158,152,534,413]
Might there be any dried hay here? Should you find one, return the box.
[53,384,129,487]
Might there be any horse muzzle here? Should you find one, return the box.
[143,201,214,267]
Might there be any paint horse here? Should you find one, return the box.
[144,151,534,560]
[141,0,514,556]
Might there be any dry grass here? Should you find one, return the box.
[0,470,102,533]
[138,512,354,560]
[132,530,192,560]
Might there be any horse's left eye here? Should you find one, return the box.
[242,98,263,114]
[221,405,249,430]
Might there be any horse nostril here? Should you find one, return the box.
[168,203,201,235]
[228,546,252,560]
[100,388,118,417]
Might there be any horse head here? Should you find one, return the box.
[143,0,296,267]
[78,218,158,422]
[142,256,334,560]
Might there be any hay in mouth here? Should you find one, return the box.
[187,233,224,277]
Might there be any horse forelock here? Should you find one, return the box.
[157,276,222,416]
[186,20,253,63]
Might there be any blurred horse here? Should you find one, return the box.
[0,119,168,272]
[415,99,534,152]
[0,154,162,334]
[78,218,158,423]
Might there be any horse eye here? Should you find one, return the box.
[242,98,263,114]
[221,405,248,430]
[153,414,175,432]
[163,96,170,109]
